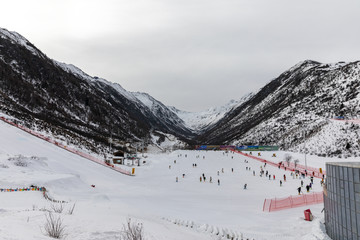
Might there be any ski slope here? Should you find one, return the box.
[0,120,333,239]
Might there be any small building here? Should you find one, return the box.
[112,150,125,164]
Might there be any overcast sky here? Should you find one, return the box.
[1,0,360,111]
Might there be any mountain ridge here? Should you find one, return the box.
[2,27,360,157]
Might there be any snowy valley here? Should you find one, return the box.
[0,119,336,240]
[1,27,360,240]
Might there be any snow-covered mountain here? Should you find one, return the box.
[168,94,253,133]
[0,27,194,153]
[2,27,360,157]
[198,60,360,156]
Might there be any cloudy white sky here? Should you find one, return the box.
[1,0,360,111]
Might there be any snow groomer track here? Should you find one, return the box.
[0,117,133,176]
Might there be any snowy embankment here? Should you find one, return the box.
[0,119,335,239]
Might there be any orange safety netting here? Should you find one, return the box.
[263,192,323,212]
[231,150,326,179]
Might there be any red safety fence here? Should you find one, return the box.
[231,150,325,179]
[0,116,133,176]
[263,192,323,212]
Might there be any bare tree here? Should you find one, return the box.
[120,218,145,240]
[43,212,66,239]
[284,154,292,167]
[294,159,299,169]
[51,203,64,213]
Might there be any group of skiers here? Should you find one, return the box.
[297,176,316,194]
[252,163,276,180]
[173,151,323,195]
[173,152,251,188]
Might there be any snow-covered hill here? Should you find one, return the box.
[0,119,332,240]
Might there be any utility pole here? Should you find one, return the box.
[304,130,307,173]
[109,129,113,155]
[138,143,141,167]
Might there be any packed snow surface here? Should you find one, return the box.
[0,120,340,239]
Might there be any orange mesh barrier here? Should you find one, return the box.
[232,150,325,179]
[263,192,323,212]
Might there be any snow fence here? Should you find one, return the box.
[232,150,326,179]
[0,117,133,176]
[263,192,323,212]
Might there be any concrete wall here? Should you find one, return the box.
[324,162,360,240]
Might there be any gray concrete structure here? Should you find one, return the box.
[324,162,360,240]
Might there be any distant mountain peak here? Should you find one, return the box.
[167,93,253,133]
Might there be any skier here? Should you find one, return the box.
[269,174,271,180]
[306,185,310,192]
[253,171,255,176]
[200,177,202,182]
[301,180,304,187]
[210,176,212,183]
[169,165,171,169]
[297,187,302,195]
[222,168,224,173]
[174,160,176,164]
[280,180,282,187]
[283,174,286,182]
[273,175,275,180]
[182,174,185,178]
[231,168,234,173]
[311,177,314,184]
[217,171,220,176]
[244,183,247,189]
[176,177,178,182]
[218,179,220,185]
